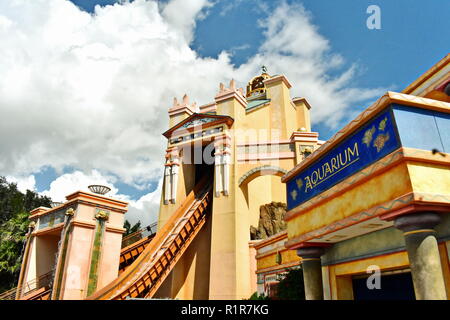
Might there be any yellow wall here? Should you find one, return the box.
[325,251,409,300]
[246,175,286,229]
[257,249,300,271]
[158,74,314,300]
[407,161,450,195]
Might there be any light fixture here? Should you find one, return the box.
[88,185,111,195]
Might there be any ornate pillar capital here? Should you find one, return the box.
[296,246,326,260]
[95,210,109,221]
[393,211,441,233]
[28,221,36,232]
[65,208,75,217]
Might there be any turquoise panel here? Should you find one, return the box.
[392,105,447,152]
[434,112,450,153]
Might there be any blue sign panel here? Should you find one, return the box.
[287,108,400,211]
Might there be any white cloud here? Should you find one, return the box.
[0,0,237,188]
[161,0,213,42]
[234,2,387,127]
[0,0,386,202]
[5,175,36,193]
[41,169,160,226]
[124,178,162,226]
[41,169,118,202]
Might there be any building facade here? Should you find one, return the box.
[281,54,450,300]
[12,55,449,301]
[154,69,321,299]
[15,189,127,300]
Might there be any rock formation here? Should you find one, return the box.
[250,202,287,240]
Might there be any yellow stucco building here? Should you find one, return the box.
[150,69,321,300]
[9,55,449,301]
[277,53,450,300]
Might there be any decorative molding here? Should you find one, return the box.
[199,102,217,113]
[163,113,234,139]
[237,152,295,162]
[255,261,300,275]
[105,226,127,234]
[215,79,247,108]
[290,131,319,143]
[168,94,197,117]
[71,220,96,230]
[180,117,217,129]
[403,53,450,95]
[263,75,292,89]
[285,193,422,249]
[285,147,450,221]
[238,165,288,186]
[32,223,65,236]
[292,97,312,109]
[254,231,288,250]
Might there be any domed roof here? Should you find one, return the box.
[246,66,271,99]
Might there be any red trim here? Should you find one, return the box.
[163,113,234,138]
[287,242,332,250]
[435,78,450,92]
[379,204,450,221]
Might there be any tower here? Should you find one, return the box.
[156,68,322,299]
[16,186,127,300]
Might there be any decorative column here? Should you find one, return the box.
[214,135,231,197]
[170,150,180,204]
[214,144,223,197]
[15,221,36,299]
[51,207,76,300]
[222,144,231,196]
[163,147,180,204]
[296,246,325,300]
[394,212,447,300]
[86,210,109,297]
[164,158,171,205]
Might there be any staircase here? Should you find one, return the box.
[86,177,212,300]
[119,232,155,273]
[0,271,53,300]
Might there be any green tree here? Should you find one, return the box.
[123,220,141,236]
[0,177,52,292]
[248,291,270,300]
[0,211,29,291]
[275,268,306,300]
[0,177,52,224]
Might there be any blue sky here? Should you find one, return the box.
[196,0,449,95]
[71,0,449,87]
[71,0,449,120]
[1,0,448,224]
[70,0,448,181]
